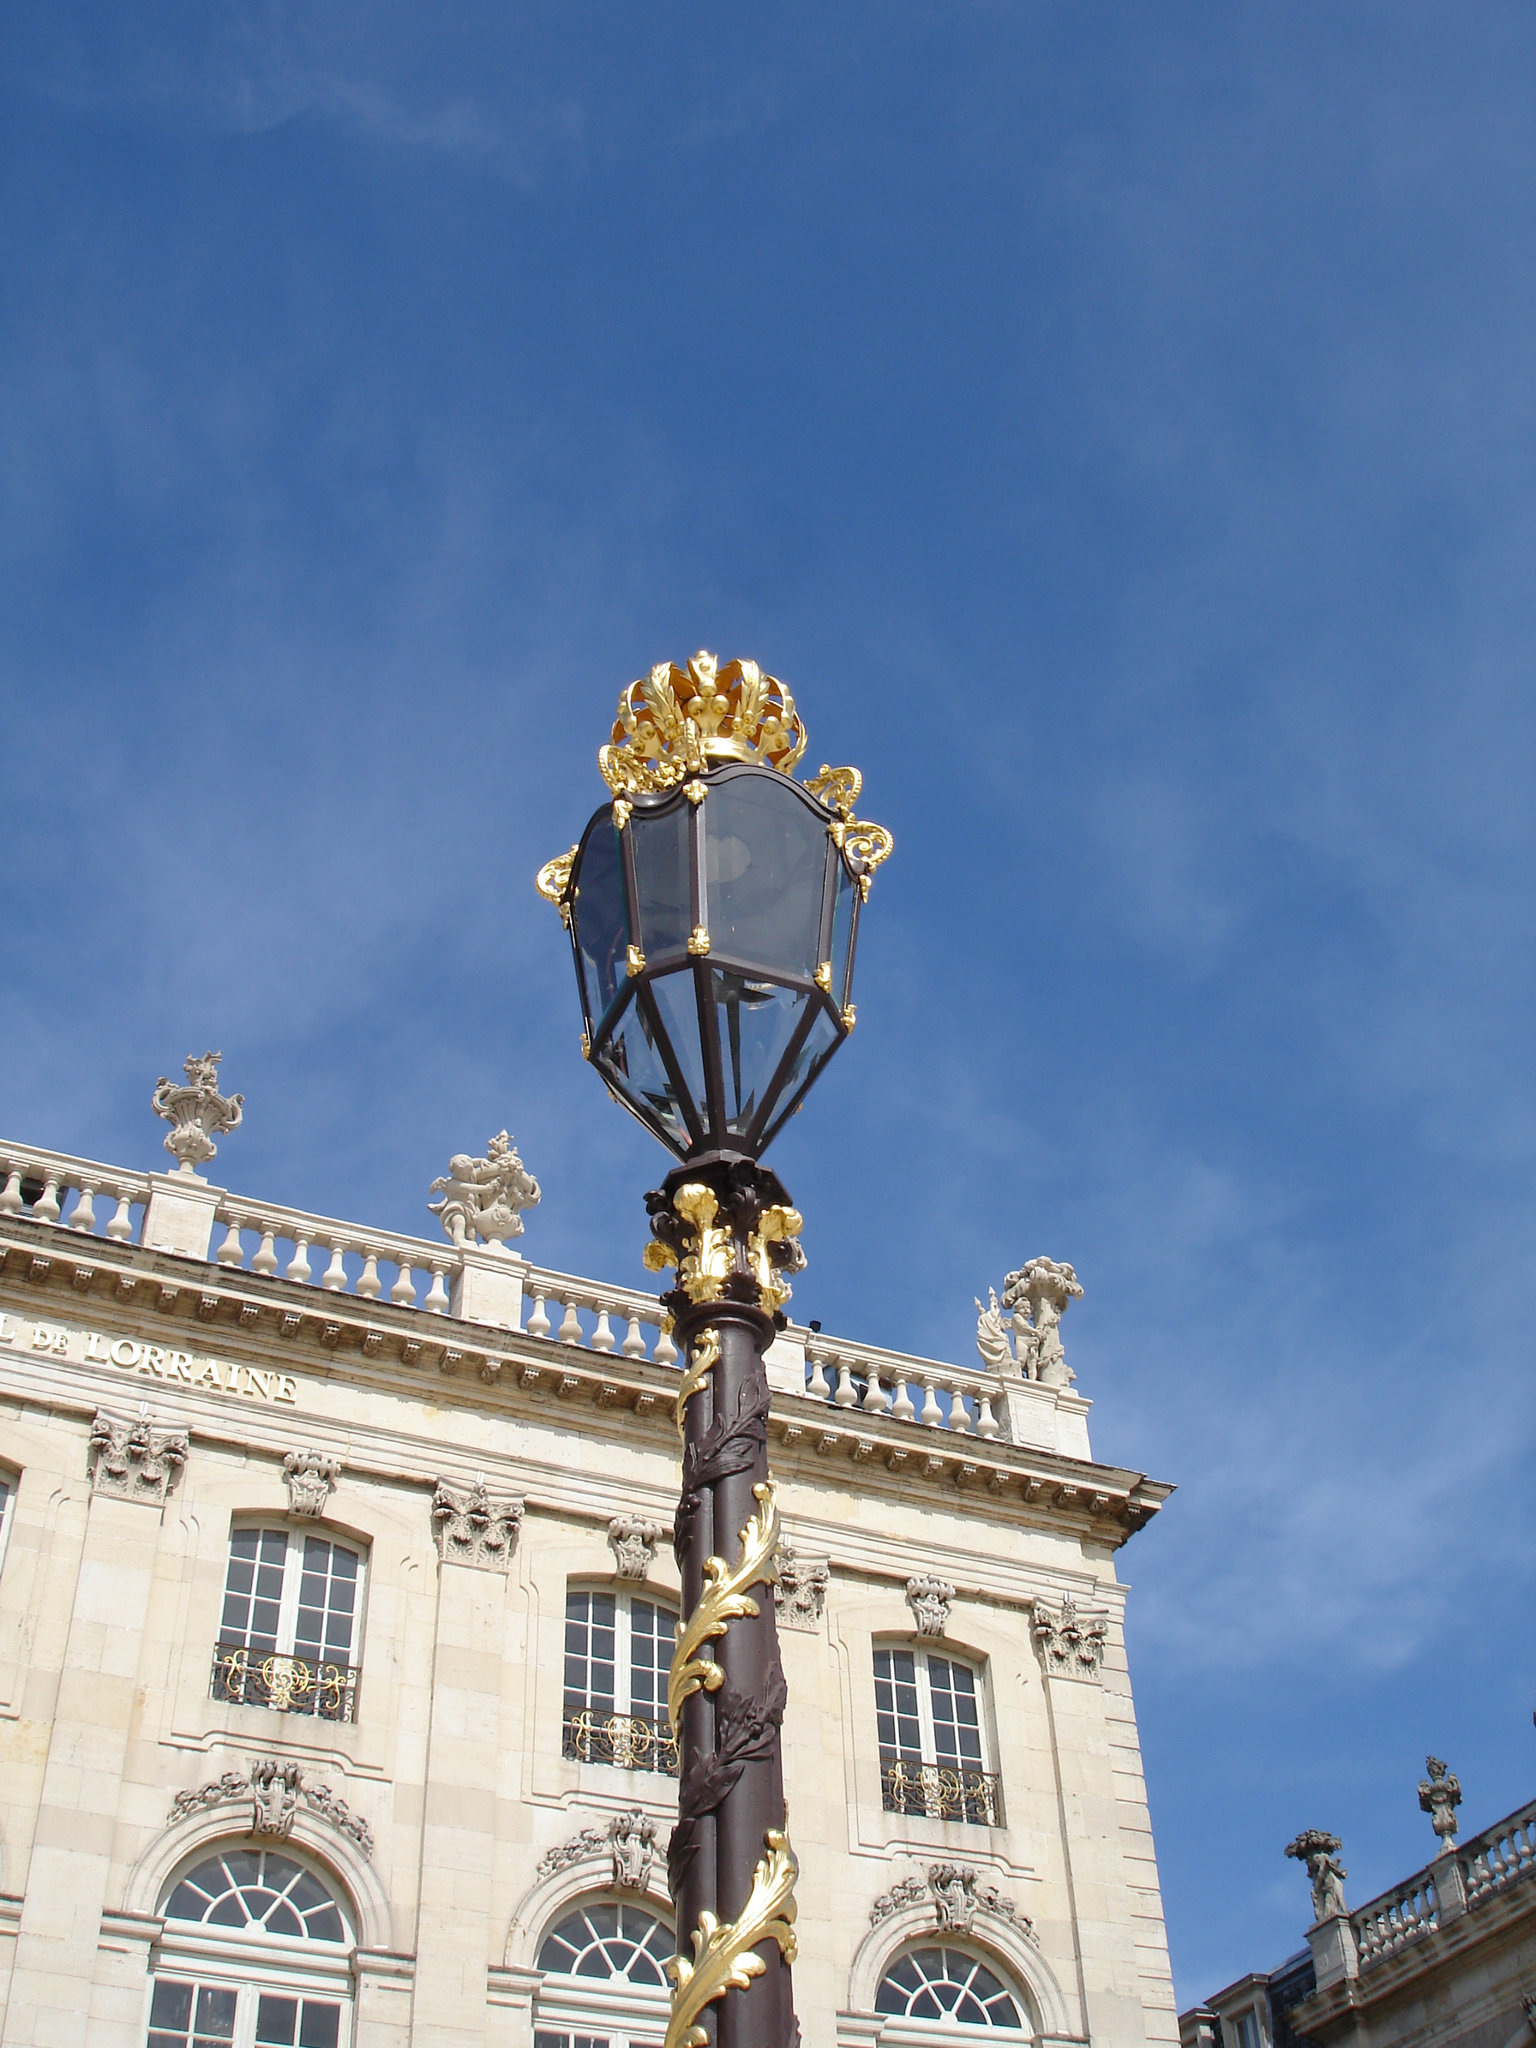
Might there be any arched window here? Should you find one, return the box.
[148,1847,354,2048]
[211,1526,365,1722]
[875,1945,1027,2030]
[534,1899,673,2048]
[564,1588,678,1775]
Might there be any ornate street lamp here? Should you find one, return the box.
[537,652,891,2048]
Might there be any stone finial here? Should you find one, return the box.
[974,1289,1014,1373]
[431,1477,524,1570]
[1419,1756,1463,1846]
[88,1407,188,1504]
[607,1514,668,1582]
[1001,1257,1082,1387]
[905,1575,955,1639]
[151,1053,244,1176]
[1032,1594,1109,1680]
[283,1450,341,1519]
[250,1757,302,1838]
[428,1132,541,1249]
[1286,1830,1348,1922]
[775,1538,830,1632]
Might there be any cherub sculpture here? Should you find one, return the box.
[428,1131,541,1248]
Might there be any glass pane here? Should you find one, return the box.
[645,970,709,1132]
[630,800,694,960]
[572,819,629,1031]
[758,1007,840,1149]
[255,1995,300,2045]
[828,853,859,1007]
[702,774,827,979]
[707,972,811,1138]
[595,998,692,1150]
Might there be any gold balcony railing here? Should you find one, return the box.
[880,1755,1001,1826]
[210,1641,359,1723]
[563,1706,679,1777]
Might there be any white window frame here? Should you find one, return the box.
[564,1586,677,1720]
[534,1897,673,2048]
[0,1468,16,1577]
[874,1645,993,1770]
[220,1525,366,1665]
[871,1940,1031,2037]
[873,1643,999,1827]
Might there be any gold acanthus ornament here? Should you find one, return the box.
[601,651,807,795]
[643,1184,804,1315]
[664,1828,800,2048]
[535,847,578,924]
[667,1480,780,1735]
[673,1328,720,1441]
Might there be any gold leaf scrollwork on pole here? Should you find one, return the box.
[673,1328,720,1441]
[747,1204,804,1316]
[667,1480,780,1735]
[643,1183,735,1304]
[665,1828,800,2048]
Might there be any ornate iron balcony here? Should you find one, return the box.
[880,1754,1001,1827]
[210,1641,359,1723]
[563,1705,680,1777]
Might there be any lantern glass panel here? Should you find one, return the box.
[759,1006,842,1148]
[709,968,814,1139]
[596,996,692,1151]
[571,821,629,1031]
[630,803,694,961]
[647,969,709,1131]
[702,776,827,978]
[829,854,859,1006]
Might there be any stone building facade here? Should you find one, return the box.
[0,1094,1177,2048]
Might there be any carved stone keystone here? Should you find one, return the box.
[870,1863,1033,1940]
[775,1538,830,1632]
[250,1757,303,1837]
[431,1477,525,1570]
[151,1052,243,1175]
[167,1758,373,1858]
[905,1575,955,1639]
[607,1514,668,1582]
[283,1450,341,1519]
[88,1407,188,1505]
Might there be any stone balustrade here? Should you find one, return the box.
[1343,1796,1536,1975]
[803,1335,1005,1440]
[0,1142,151,1243]
[1460,1797,1536,1905]
[1353,1872,1438,1967]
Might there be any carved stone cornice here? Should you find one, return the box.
[167,1757,373,1857]
[88,1407,188,1504]
[431,1477,524,1570]
[283,1449,341,1518]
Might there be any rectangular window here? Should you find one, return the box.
[1232,2013,1262,2048]
[874,1645,998,1826]
[563,1589,678,1776]
[147,1978,344,2048]
[148,1979,237,2048]
[211,1527,363,1722]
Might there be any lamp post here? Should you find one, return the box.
[537,652,892,2048]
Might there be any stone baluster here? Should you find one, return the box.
[526,1292,551,1338]
[653,1321,678,1365]
[947,1382,973,1432]
[833,1360,858,1408]
[919,1377,944,1428]
[861,1365,890,1414]
[557,1299,583,1344]
[356,1249,383,1300]
[591,1304,616,1353]
[215,1217,246,1267]
[806,1354,832,1402]
[423,1262,450,1313]
[890,1376,916,1422]
[33,1176,62,1224]
[322,1241,350,1292]
[390,1260,418,1306]
[0,1168,21,1216]
[286,1237,313,1283]
[69,1182,98,1233]
[975,1390,1000,1439]
[621,1312,646,1358]
[252,1228,280,1277]
[106,1186,136,1241]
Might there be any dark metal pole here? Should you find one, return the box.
[647,1156,804,2048]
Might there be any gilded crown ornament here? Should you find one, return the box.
[601,651,807,794]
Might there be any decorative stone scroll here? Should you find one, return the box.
[905,1575,955,1639]
[1285,1830,1348,1921]
[607,1514,668,1582]
[151,1052,244,1174]
[88,1407,188,1504]
[428,1132,541,1248]
[535,1809,658,1891]
[167,1757,374,1858]
[1031,1594,1108,1679]
[775,1538,830,1632]
[870,1863,1033,1941]
[431,1477,524,1570]
[283,1450,341,1518]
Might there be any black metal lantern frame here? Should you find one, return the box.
[560,762,866,1160]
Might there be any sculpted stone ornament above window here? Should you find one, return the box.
[1031,1594,1109,1679]
[431,1476,525,1570]
[535,1808,659,1891]
[166,1756,374,1858]
[88,1406,188,1504]
[869,1863,1034,1942]
[151,1051,244,1175]
[283,1449,341,1518]
[1285,1829,1348,1922]
[428,1130,541,1248]
[774,1538,830,1632]
[607,1513,669,1582]
[905,1575,955,1639]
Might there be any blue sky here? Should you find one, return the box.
[3,0,1533,2008]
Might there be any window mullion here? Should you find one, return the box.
[916,1651,939,1760]
[616,1590,633,1717]
[277,1529,304,1656]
